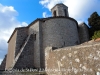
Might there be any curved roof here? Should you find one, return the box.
[51,3,68,11]
[28,16,78,28]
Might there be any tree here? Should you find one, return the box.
[88,12,100,39]
[88,12,100,27]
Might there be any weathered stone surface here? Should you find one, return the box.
[78,22,89,43]
[15,27,28,57]
[42,18,79,49]
[51,4,69,17]
[28,21,43,68]
[0,71,47,75]
[6,30,17,70]
[6,27,28,70]
[13,34,35,69]
[4,4,96,75]
[0,55,7,70]
[45,42,100,75]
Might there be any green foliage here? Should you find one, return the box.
[88,12,100,27]
[92,30,100,39]
[88,12,100,39]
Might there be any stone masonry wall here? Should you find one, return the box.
[15,27,28,57]
[6,31,17,70]
[0,55,7,70]
[13,34,35,69]
[78,23,89,44]
[42,18,80,49]
[51,4,69,17]
[28,21,42,68]
[45,42,100,75]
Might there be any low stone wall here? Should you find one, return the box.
[45,42,100,75]
[0,71,46,75]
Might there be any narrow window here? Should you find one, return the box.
[64,9,67,16]
[64,42,65,46]
[34,34,36,40]
[53,10,56,17]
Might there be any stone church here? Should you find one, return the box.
[0,3,89,71]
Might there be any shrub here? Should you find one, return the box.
[92,30,100,39]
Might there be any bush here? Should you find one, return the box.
[92,30,100,39]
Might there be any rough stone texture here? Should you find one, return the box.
[42,18,80,49]
[6,31,17,70]
[28,21,43,68]
[6,27,28,70]
[13,34,35,69]
[45,42,100,75]
[51,4,69,17]
[78,23,89,44]
[41,17,80,69]
[15,27,28,57]
[39,21,44,69]
[4,3,96,74]
[0,55,7,70]
[0,71,47,75]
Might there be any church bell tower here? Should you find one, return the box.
[51,3,69,17]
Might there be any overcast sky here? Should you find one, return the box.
[0,0,100,64]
